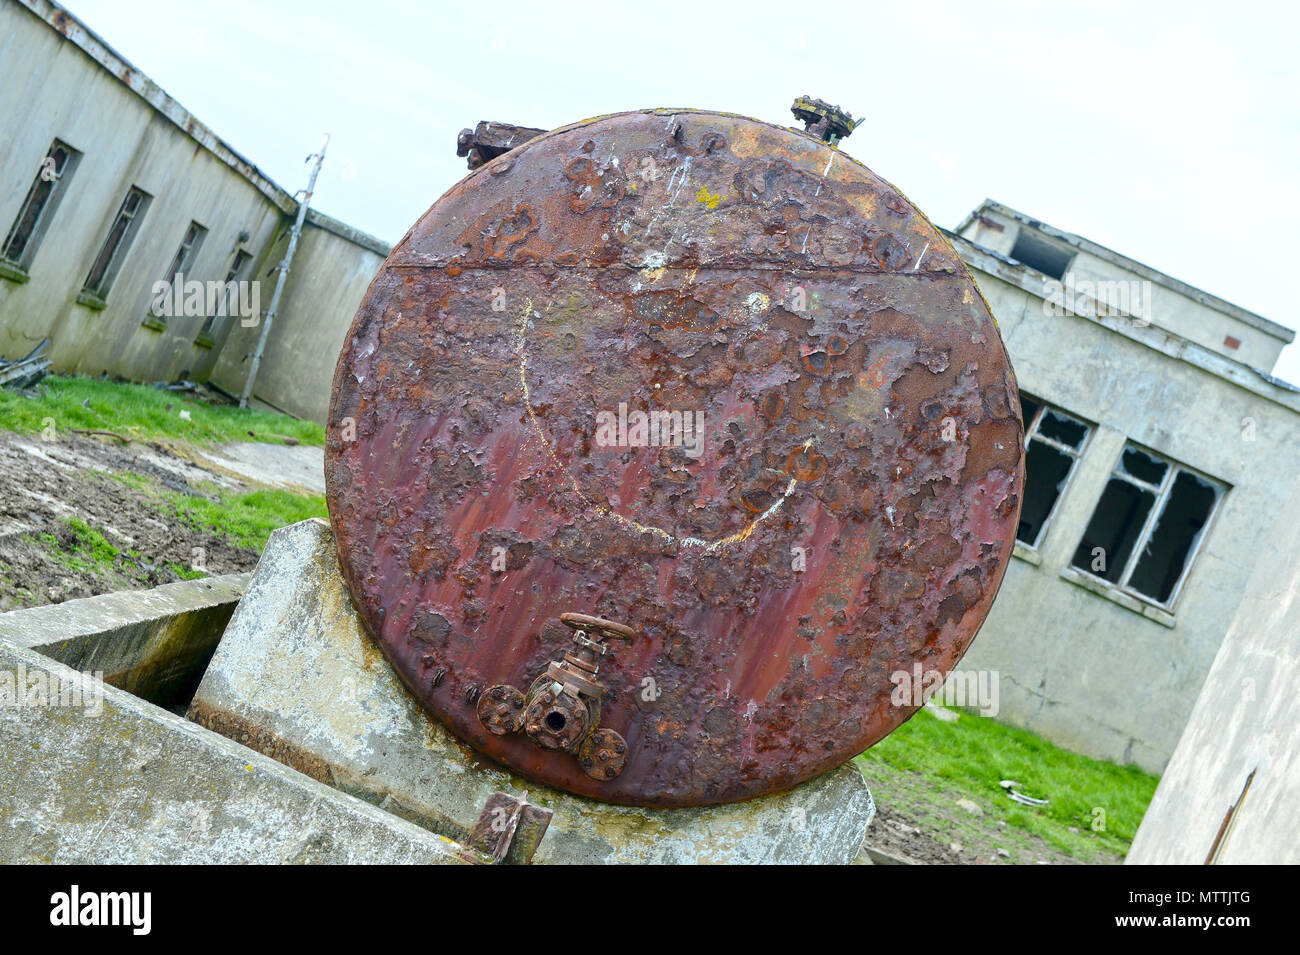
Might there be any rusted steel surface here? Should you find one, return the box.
[326,108,1024,807]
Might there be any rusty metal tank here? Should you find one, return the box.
[325,107,1024,808]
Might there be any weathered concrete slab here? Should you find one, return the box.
[193,442,325,495]
[190,519,875,864]
[0,639,464,864]
[0,573,249,706]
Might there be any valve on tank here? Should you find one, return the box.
[477,613,632,781]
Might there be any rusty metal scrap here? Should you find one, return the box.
[790,96,858,145]
[460,791,553,864]
[456,121,548,170]
[326,108,1024,808]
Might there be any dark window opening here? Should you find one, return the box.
[1072,479,1155,583]
[83,187,151,300]
[1009,230,1073,280]
[198,248,252,341]
[1020,441,1074,546]
[1071,443,1224,608]
[1020,394,1041,427]
[1128,472,1218,603]
[2,140,82,268]
[149,221,207,327]
[1119,447,1166,485]
[1016,395,1092,548]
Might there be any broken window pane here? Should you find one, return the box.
[1020,394,1042,434]
[1037,409,1088,449]
[198,249,252,340]
[1071,478,1155,582]
[1018,439,1073,546]
[1073,442,1226,608]
[1015,395,1091,548]
[1009,230,1073,280]
[1128,471,1218,603]
[1118,447,1167,485]
[151,221,207,326]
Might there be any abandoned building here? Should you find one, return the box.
[3,0,1298,779]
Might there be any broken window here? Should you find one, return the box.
[1009,229,1073,280]
[2,140,82,269]
[1016,394,1091,548]
[1071,444,1224,607]
[147,221,208,327]
[197,249,252,344]
[82,187,152,301]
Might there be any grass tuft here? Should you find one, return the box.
[167,487,327,551]
[0,375,325,446]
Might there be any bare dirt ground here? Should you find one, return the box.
[0,430,286,610]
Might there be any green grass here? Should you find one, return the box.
[167,487,327,550]
[0,374,324,446]
[856,705,1159,861]
[24,517,120,574]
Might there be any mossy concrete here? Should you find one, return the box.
[0,573,249,706]
[0,639,464,864]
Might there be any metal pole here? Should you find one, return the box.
[239,133,329,409]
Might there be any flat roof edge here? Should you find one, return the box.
[304,208,391,258]
[973,200,1294,344]
[22,0,297,216]
[948,230,1300,413]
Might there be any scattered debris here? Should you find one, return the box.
[924,700,960,722]
[68,428,130,443]
[0,338,52,389]
[245,430,300,446]
[1001,779,1050,807]
[995,847,1011,859]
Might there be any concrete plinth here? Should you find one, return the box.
[190,519,875,864]
[0,639,463,864]
[0,573,249,706]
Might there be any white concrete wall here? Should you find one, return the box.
[211,218,387,423]
[959,243,1300,772]
[0,0,387,416]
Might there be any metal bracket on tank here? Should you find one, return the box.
[477,613,634,781]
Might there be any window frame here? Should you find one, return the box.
[1017,395,1093,550]
[196,247,253,346]
[1,139,83,272]
[145,220,209,329]
[1074,442,1226,611]
[80,186,152,306]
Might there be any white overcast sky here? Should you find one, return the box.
[62,0,1300,382]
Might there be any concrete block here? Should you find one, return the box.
[0,639,463,864]
[190,519,875,864]
[0,573,249,707]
